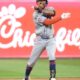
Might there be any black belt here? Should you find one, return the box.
[37,35,54,39]
[41,35,50,39]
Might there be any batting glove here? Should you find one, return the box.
[61,12,71,19]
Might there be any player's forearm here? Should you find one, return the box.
[43,17,62,25]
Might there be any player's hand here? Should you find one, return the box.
[61,12,71,19]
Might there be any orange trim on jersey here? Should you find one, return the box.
[43,17,62,25]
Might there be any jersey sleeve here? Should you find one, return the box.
[33,12,61,26]
[33,12,47,24]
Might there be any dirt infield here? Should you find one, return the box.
[0,78,80,80]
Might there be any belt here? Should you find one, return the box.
[37,35,54,39]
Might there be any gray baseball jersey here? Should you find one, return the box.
[33,11,54,39]
[27,10,56,67]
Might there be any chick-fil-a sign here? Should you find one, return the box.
[0,1,80,58]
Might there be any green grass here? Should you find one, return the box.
[0,59,80,78]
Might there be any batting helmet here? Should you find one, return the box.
[36,0,48,4]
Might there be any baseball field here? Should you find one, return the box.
[0,58,80,80]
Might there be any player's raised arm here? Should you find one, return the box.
[43,12,71,26]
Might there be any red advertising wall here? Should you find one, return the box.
[0,0,80,58]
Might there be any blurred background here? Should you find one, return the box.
[0,0,80,79]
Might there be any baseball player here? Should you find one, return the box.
[24,0,71,80]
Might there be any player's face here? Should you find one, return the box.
[37,1,47,9]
